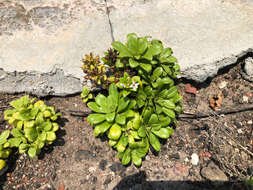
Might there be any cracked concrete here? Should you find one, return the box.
[0,68,82,96]
[0,0,253,96]
[108,0,253,81]
[0,0,111,96]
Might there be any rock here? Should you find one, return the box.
[109,162,126,174]
[243,95,249,103]
[191,153,199,166]
[245,57,253,76]
[0,0,111,96]
[38,183,53,190]
[0,69,83,97]
[103,176,112,186]
[88,166,97,173]
[91,176,98,183]
[218,81,227,89]
[109,0,253,82]
[99,159,107,171]
[185,84,197,95]
[242,57,253,81]
[1,0,253,96]
[58,184,65,190]
[201,161,228,181]
[169,153,180,160]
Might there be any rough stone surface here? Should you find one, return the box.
[245,57,253,76]
[109,0,253,82]
[242,57,253,81]
[0,0,111,96]
[0,69,82,96]
[1,0,253,96]
[201,161,228,181]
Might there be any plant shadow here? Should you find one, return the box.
[112,171,248,190]
[38,117,68,160]
[0,151,19,187]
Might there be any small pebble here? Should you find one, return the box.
[247,120,252,125]
[88,167,96,173]
[243,96,249,103]
[237,129,243,134]
[169,153,180,160]
[218,81,227,89]
[191,153,199,166]
[99,160,107,171]
[234,121,242,128]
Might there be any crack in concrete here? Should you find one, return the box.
[104,0,115,42]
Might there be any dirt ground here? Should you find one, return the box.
[0,61,252,190]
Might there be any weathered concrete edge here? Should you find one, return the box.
[0,68,84,97]
[180,48,253,82]
[1,47,251,97]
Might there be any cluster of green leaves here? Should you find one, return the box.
[85,33,183,166]
[0,95,61,167]
[81,87,93,103]
[0,130,11,171]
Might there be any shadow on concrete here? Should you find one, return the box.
[112,171,247,190]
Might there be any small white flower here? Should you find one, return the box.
[130,82,139,90]
[120,83,126,88]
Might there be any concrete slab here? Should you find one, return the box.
[108,0,253,82]
[1,0,253,96]
[0,0,112,96]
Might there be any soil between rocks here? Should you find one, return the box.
[0,62,252,190]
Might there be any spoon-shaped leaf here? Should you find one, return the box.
[0,131,10,145]
[117,98,130,113]
[131,153,142,166]
[148,114,159,124]
[95,94,109,113]
[152,127,172,139]
[162,108,175,119]
[94,121,112,137]
[115,114,126,125]
[87,102,103,113]
[109,83,119,106]
[112,41,132,58]
[129,58,139,68]
[137,126,146,138]
[122,148,131,165]
[105,112,115,123]
[87,114,106,125]
[149,132,160,151]
[127,33,148,56]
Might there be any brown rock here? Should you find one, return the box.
[201,161,228,181]
[185,84,197,95]
[59,184,65,190]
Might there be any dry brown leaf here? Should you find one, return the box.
[209,92,223,111]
